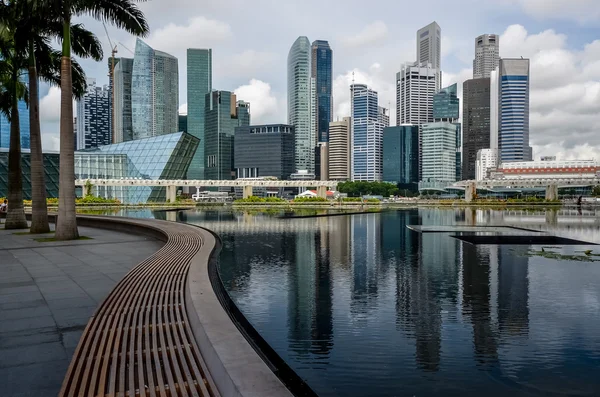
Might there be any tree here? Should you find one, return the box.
[592,186,600,197]
[0,25,28,229]
[49,0,148,240]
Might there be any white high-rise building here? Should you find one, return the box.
[490,67,499,150]
[473,34,499,79]
[396,62,438,126]
[417,22,442,90]
[420,121,457,185]
[288,36,316,173]
[76,78,111,150]
[475,148,498,180]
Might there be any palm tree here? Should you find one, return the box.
[10,0,103,233]
[52,0,149,240]
[0,30,28,229]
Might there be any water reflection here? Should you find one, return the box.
[92,207,600,396]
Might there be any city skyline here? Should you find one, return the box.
[35,2,599,161]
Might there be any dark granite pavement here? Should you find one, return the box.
[0,222,162,397]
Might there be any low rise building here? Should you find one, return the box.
[496,159,600,179]
[475,149,498,180]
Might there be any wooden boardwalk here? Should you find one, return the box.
[59,217,219,397]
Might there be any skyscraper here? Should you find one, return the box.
[499,58,531,162]
[288,36,316,173]
[421,122,457,185]
[311,40,333,143]
[76,78,111,149]
[328,117,351,181]
[462,78,491,180]
[473,34,499,79]
[131,39,179,140]
[0,72,29,150]
[187,48,212,179]
[416,22,442,90]
[433,83,462,180]
[351,84,385,181]
[113,58,133,143]
[382,125,419,189]
[204,91,250,180]
[396,62,438,126]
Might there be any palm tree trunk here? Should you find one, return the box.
[29,43,50,234]
[55,16,78,240]
[5,69,27,230]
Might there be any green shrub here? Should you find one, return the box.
[292,196,327,203]
[76,195,120,204]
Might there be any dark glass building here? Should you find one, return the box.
[234,124,295,180]
[311,40,333,143]
[187,48,212,179]
[462,78,491,180]
[382,126,419,190]
[0,149,59,199]
[433,83,459,121]
[205,91,250,180]
[178,114,188,133]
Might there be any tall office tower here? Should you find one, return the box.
[204,91,250,180]
[131,39,179,140]
[0,72,29,149]
[187,48,212,179]
[433,83,462,179]
[311,40,333,143]
[328,117,351,181]
[382,125,419,190]
[396,62,438,125]
[462,78,491,180]
[417,22,442,90]
[107,57,118,143]
[420,122,457,185]
[113,58,133,143]
[76,78,111,150]
[473,34,500,79]
[378,106,390,127]
[351,84,385,181]
[288,36,316,173]
[499,58,531,162]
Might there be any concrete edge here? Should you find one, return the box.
[185,228,294,397]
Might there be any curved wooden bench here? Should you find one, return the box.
[59,216,220,397]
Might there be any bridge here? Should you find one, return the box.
[75,179,339,201]
[452,177,600,202]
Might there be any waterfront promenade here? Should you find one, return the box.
[0,223,162,396]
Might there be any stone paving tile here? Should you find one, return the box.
[0,225,163,396]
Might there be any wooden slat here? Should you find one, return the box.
[59,219,219,397]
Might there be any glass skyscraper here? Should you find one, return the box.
[114,57,134,143]
[131,39,179,140]
[462,78,491,180]
[204,91,250,180]
[433,83,462,180]
[311,40,332,143]
[288,36,315,173]
[382,125,419,189]
[351,84,385,182]
[0,71,30,150]
[186,48,212,179]
[499,58,531,162]
[76,78,111,149]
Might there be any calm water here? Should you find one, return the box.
[110,208,600,397]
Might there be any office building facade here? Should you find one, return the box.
[499,58,531,162]
[288,36,316,173]
[351,84,385,182]
[113,58,133,143]
[131,39,179,140]
[382,125,419,189]
[328,117,351,181]
[417,22,442,90]
[234,124,295,180]
[76,78,111,150]
[421,122,457,185]
[396,62,438,125]
[475,148,498,180]
[433,83,462,180]
[462,78,491,180]
[473,34,499,79]
[187,48,212,179]
[311,40,333,143]
[204,91,250,180]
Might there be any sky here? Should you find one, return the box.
[39,0,600,160]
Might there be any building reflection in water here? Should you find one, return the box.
[350,214,382,316]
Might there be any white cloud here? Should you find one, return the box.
[178,103,187,115]
[512,0,600,23]
[146,16,232,54]
[40,87,61,123]
[216,50,279,79]
[341,21,388,48]
[234,79,281,124]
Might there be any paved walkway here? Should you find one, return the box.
[0,223,163,397]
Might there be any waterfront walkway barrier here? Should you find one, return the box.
[57,215,292,397]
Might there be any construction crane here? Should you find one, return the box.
[103,22,118,144]
[118,42,134,55]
